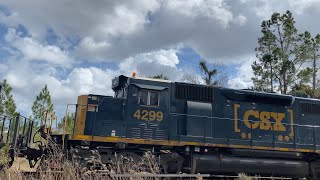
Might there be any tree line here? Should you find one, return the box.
[252,10,320,97]
[0,81,73,135]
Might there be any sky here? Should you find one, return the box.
[0,0,320,119]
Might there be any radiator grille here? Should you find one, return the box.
[129,123,166,140]
[175,83,214,101]
[301,102,320,114]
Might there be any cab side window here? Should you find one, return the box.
[149,91,159,106]
[139,90,148,105]
[139,90,160,106]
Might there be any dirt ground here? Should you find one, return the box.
[6,157,37,172]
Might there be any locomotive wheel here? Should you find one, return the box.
[116,152,141,163]
[99,149,116,164]
[83,157,106,170]
[160,152,184,173]
[28,158,40,168]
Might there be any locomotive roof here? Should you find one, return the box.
[118,75,320,103]
[130,76,171,83]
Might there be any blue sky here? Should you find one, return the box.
[0,0,320,119]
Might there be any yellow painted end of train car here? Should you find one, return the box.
[74,95,88,135]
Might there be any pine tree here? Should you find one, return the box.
[0,79,17,118]
[58,113,75,134]
[32,85,55,126]
[252,11,311,94]
[252,54,277,92]
[299,31,320,97]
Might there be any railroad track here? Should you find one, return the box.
[17,171,293,180]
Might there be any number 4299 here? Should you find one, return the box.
[133,110,163,122]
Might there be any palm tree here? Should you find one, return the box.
[199,60,218,86]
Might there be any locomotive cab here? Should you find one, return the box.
[72,74,170,141]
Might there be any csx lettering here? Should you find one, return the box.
[243,110,286,131]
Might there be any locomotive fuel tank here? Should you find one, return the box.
[191,154,309,177]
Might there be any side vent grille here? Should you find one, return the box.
[175,83,214,101]
[301,102,320,114]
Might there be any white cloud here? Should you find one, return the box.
[63,67,116,96]
[4,28,73,66]
[1,0,320,119]
[74,37,111,61]
[1,48,181,118]
[234,14,247,26]
[119,49,182,80]
[0,64,8,73]
[135,49,179,67]
[0,0,247,63]
[2,0,319,63]
[163,0,234,28]
[228,56,254,89]
[0,0,159,41]
[288,0,320,15]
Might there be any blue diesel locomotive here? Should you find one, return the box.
[65,74,320,178]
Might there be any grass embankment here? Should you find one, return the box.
[0,144,254,180]
[0,147,162,180]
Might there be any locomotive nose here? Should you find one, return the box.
[72,94,124,138]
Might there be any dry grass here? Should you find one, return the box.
[0,141,162,180]
[0,140,259,180]
[236,173,261,180]
[0,145,9,166]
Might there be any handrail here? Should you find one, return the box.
[61,97,117,146]
[170,112,318,150]
[62,104,79,151]
[62,104,70,151]
[170,112,320,128]
[62,103,99,151]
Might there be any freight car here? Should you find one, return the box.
[57,74,320,179]
[2,74,320,178]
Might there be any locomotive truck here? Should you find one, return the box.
[2,74,320,178]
